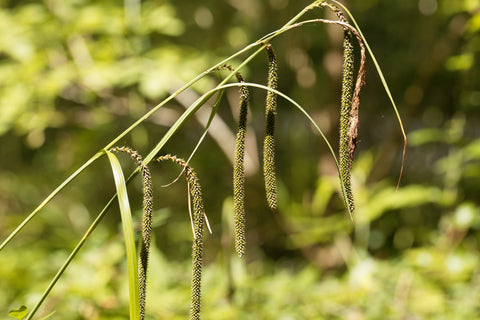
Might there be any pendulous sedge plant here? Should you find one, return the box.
[2,1,406,319]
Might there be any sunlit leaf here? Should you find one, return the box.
[445,53,474,71]
[8,305,28,319]
[106,150,140,320]
[408,128,445,145]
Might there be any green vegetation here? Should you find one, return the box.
[1,0,480,319]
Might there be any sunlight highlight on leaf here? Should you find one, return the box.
[106,150,140,320]
[8,306,28,319]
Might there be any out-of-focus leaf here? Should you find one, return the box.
[468,12,480,32]
[445,53,474,71]
[408,128,445,145]
[453,202,480,229]
[406,247,479,282]
[311,177,337,215]
[141,4,185,36]
[359,184,442,222]
[9,305,28,319]
[463,139,480,160]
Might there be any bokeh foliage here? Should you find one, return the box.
[1,0,480,319]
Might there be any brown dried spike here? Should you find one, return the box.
[348,37,366,165]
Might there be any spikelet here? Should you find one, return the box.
[110,146,153,320]
[264,44,278,210]
[233,73,249,258]
[339,31,355,215]
[155,155,205,320]
[316,0,367,216]
[214,63,249,257]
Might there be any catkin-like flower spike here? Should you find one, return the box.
[264,44,278,210]
[233,73,249,258]
[213,63,249,257]
[155,155,205,320]
[338,31,356,215]
[109,146,153,320]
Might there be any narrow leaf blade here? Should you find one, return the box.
[106,150,140,320]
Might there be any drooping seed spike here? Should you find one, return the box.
[109,146,153,320]
[339,31,356,215]
[264,44,278,210]
[155,155,205,320]
[233,77,249,258]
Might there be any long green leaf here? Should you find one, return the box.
[106,150,140,320]
[0,1,320,251]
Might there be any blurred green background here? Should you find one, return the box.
[1,0,480,319]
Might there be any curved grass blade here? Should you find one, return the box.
[330,0,407,189]
[1,1,324,251]
[110,147,153,320]
[161,89,224,190]
[140,11,346,167]
[258,17,367,220]
[106,150,140,320]
[205,82,354,218]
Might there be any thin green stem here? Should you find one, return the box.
[25,197,115,320]
[0,152,103,251]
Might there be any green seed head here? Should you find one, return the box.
[339,32,356,214]
[155,155,206,320]
[263,45,278,210]
[233,80,249,258]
